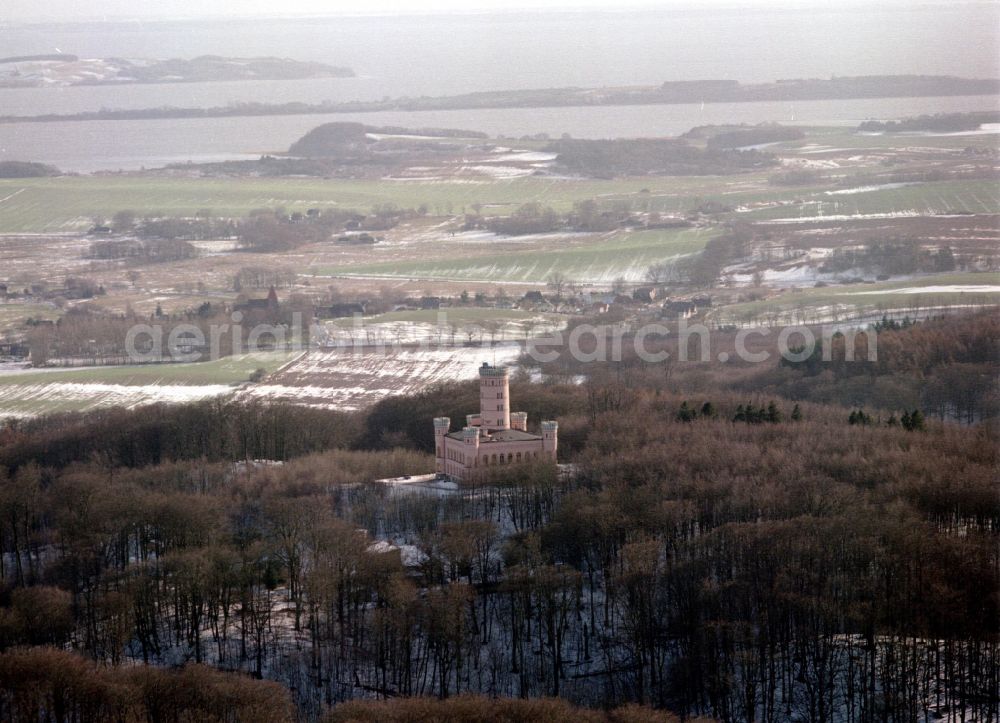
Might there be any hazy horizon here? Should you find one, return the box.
[5,0,997,23]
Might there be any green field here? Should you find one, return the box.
[0,175,758,233]
[741,179,1000,221]
[319,227,717,283]
[710,272,1000,325]
[790,127,1000,152]
[2,170,995,234]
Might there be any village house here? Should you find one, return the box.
[434,362,557,481]
[520,290,555,312]
[317,302,366,319]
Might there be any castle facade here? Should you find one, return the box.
[434,363,557,481]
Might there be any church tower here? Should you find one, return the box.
[479,362,510,431]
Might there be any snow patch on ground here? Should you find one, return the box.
[883,124,1000,137]
[367,540,430,567]
[757,211,963,225]
[459,164,536,179]
[782,158,841,169]
[490,151,558,163]
[838,284,1000,295]
[824,182,920,196]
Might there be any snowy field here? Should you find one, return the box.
[0,343,529,418]
[0,352,293,418]
[319,311,562,346]
[239,344,523,411]
[0,381,236,418]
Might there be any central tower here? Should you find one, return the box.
[478,362,510,431]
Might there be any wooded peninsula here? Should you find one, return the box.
[1,75,995,124]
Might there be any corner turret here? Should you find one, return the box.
[433,417,450,473]
[541,420,558,460]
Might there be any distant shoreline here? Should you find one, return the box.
[0,55,355,90]
[1,75,996,125]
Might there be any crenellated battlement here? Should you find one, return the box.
[478,362,509,378]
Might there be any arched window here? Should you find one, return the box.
[492,454,497,464]
[516,452,522,462]
[507,453,513,463]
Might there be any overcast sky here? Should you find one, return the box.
[2,0,941,23]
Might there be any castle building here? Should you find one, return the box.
[434,363,557,481]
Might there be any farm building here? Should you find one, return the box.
[434,362,557,481]
[632,286,660,303]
